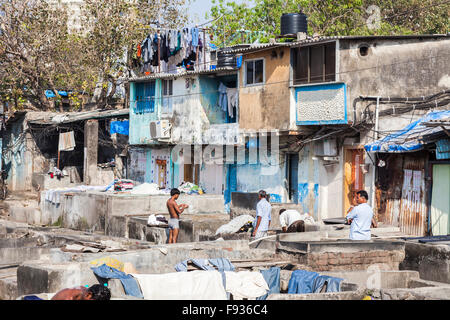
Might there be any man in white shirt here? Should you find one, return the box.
[279,209,305,233]
[252,190,272,239]
[346,190,378,240]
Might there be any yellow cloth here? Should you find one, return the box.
[89,257,124,272]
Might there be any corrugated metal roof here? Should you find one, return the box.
[129,66,238,82]
[27,108,129,125]
[219,34,450,53]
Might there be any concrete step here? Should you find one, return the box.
[0,267,18,300]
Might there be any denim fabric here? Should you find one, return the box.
[313,275,343,293]
[218,82,228,112]
[209,258,235,272]
[191,28,199,48]
[287,270,320,294]
[257,267,280,300]
[174,258,233,272]
[91,264,143,298]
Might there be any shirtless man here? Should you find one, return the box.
[167,188,189,244]
[51,284,111,300]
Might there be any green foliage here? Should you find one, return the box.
[0,0,188,111]
[207,0,450,46]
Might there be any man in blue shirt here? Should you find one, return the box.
[346,190,377,240]
[252,190,272,239]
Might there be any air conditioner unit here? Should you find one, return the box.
[314,139,338,157]
[149,120,171,139]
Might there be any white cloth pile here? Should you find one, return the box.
[215,214,254,236]
[300,213,316,225]
[44,185,110,205]
[131,270,227,300]
[130,183,168,195]
[147,214,167,226]
[224,271,269,300]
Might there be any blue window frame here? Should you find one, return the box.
[134,81,156,114]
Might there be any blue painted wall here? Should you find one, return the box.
[198,76,227,125]
[296,145,320,219]
[129,80,162,145]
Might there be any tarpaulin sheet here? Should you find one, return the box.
[110,120,129,136]
[364,110,450,153]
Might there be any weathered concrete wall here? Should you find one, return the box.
[3,116,34,191]
[278,240,405,272]
[39,191,226,231]
[84,119,99,185]
[16,241,274,296]
[239,47,291,130]
[338,37,450,131]
[400,242,450,284]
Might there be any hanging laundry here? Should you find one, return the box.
[226,88,238,118]
[58,131,75,152]
[218,82,228,113]
[257,267,281,300]
[191,27,199,49]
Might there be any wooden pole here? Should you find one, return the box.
[203,30,206,71]
[157,31,160,73]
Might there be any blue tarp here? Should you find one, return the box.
[45,90,69,98]
[364,110,450,153]
[110,121,129,136]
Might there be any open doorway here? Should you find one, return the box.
[286,153,299,203]
[343,148,365,216]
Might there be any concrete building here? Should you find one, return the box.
[1,109,129,192]
[126,34,450,232]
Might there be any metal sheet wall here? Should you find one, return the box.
[376,152,428,236]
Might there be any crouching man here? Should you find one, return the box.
[279,209,307,233]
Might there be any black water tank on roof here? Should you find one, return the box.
[217,51,237,68]
[280,12,308,36]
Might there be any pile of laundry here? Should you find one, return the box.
[178,181,204,195]
[146,214,168,226]
[48,167,65,179]
[129,183,169,195]
[215,215,255,236]
[113,179,134,191]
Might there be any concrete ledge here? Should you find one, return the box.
[400,241,450,284]
[267,290,367,300]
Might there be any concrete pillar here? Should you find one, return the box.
[111,133,124,179]
[84,120,98,185]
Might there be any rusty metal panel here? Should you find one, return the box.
[399,156,428,236]
[376,153,428,235]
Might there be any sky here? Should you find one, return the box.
[187,0,215,24]
[187,0,250,25]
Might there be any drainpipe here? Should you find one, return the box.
[371,96,380,209]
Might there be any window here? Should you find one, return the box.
[292,42,336,85]
[135,81,155,113]
[245,59,264,86]
[162,79,173,114]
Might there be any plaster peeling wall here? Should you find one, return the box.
[297,145,321,220]
[235,153,288,203]
[171,78,210,145]
[199,164,224,194]
[339,37,450,126]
